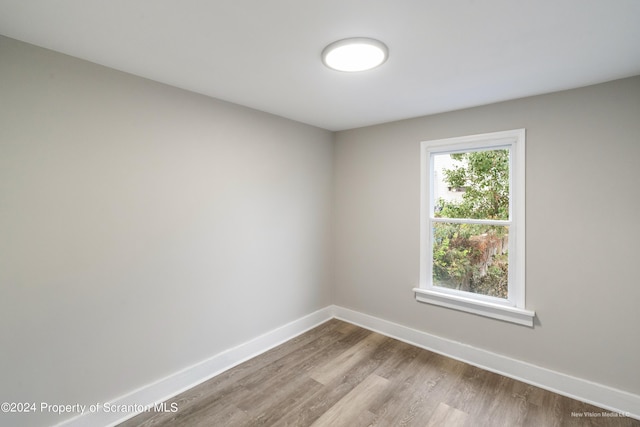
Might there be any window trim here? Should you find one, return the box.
[414,129,535,327]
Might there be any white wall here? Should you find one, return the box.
[333,76,640,396]
[0,36,333,427]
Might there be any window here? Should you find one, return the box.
[414,129,535,326]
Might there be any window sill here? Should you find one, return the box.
[413,288,535,327]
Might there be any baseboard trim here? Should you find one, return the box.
[56,304,639,426]
[55,306,335,427]
[332,305,640,420]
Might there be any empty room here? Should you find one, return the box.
[1,1,639,426]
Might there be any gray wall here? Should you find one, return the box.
[2,32,639,427]
[0,36,333,426]
[333,76,640,395]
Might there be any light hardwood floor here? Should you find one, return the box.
[120,320,639,426]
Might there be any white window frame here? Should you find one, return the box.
[414,129,535,327]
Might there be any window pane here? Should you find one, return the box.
[433,149,509,220]
[432,223,509,299]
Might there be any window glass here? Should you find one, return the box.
[432,149,509,220]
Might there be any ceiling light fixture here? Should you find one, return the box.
[322,37,388,72]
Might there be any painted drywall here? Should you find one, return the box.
[0,36,333,427]
[333,76,640,396]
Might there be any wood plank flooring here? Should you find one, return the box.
[119,320,639,427]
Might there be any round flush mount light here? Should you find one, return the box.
[322,37,388,72]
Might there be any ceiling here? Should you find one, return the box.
[1,1,639,131]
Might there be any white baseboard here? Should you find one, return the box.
[332,305,640,421]
[56,304,639,426]
[55,306,334,427]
